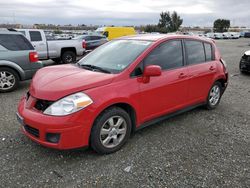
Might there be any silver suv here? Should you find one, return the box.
[0,30,42,92]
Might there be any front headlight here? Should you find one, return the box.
[44,92,93,116]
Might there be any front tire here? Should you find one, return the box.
[61,51,76,64]
[90,107,132,154]
[0,68,19,93]
[206,82,222,110]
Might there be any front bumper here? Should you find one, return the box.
[17,96,94,150]
[240,58,250,72]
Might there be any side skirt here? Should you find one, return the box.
[135,102,205,131]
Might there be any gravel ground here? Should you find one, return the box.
[0,38,250,188]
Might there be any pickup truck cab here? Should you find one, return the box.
[17,29,85,64]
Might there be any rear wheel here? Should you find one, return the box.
[206,82,222,110]
[61,51,76,64]
[0,67,19,92]
[90,107,132,154]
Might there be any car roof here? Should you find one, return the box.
[0,30,21,35]
[120,34,213,43]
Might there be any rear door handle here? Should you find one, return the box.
[209,66,215,71]
[179,73,187,79]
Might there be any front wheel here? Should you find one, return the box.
[90,107,132,154]
[61,51,76,64]
[206,82,222,110]
[0,68,19,93]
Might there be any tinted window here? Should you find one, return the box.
[29,31,42,41]
[204,43,212,61]
[90,36,99,40]
[0,34,34,51]
[144,40,183,70]
[83,36,91,41]
[185,40,205,65]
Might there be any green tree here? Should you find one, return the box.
[170,11,183,32]
[213,19,230,32]
[157,11,183,33]
[158,11,171,31]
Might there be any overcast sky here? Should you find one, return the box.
[0,0,250,27]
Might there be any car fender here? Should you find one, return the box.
[0,60,25,80]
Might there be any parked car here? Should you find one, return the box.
[239,50,250,73]
[17,29,85,64]
[74,35,108,51]
[244,32,250,38]
[0,30,42,92]
[17,34,228,154]
[230,32,240,39]
[206,33,216,39]
[214,33,223,39]
[222,32,231,39]
[95,27,136,40]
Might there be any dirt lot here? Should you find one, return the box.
[0,38,249,188]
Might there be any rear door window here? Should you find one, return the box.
[185,40,206,65]
[0,34,34,51]
[144,40,184,70]
[29,31,42,41]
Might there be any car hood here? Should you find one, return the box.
[30,64,114,101]
[245,50,250,56]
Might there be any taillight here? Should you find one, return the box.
[82,40,87,49]
[29,52,38,63]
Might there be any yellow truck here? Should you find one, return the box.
[96,27,136,40]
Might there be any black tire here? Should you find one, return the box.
[90,107,132,154]
[52,58,62,64]
[61,51,76,64]
[0,67,19,93]
[205,82,222,110]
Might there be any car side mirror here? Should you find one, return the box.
[143,65,162,77]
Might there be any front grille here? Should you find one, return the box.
[24,125,39,138]
[35,99,53,112]
[242,54,250,62]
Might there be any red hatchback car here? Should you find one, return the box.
[17,35,228,154]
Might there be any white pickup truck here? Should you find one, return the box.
[17,29,85,64]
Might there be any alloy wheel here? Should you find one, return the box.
[209,85,220,106]
[0,71,15,90]
[99,116,127,148]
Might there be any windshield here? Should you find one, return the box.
[79,40,152,73]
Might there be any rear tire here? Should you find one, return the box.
[90,107,132,154]
[205,82,222,110]
[0,67,19,93]
[61,51,76,64]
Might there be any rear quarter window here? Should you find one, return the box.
[204,43,213,61]
[29,31,42,41]
[0,34,34,51]
[185,40,206,65]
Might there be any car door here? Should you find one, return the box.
[28,31,47,59]
[185,40,216,104]
[137,40,189,123]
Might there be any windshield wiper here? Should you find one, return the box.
[80,64,111,74]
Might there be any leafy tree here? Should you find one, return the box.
[144,24,159,33]
[157,11,183,33]
[158,11,171,29]
[170,11,183,32]
[213,19,230,32]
